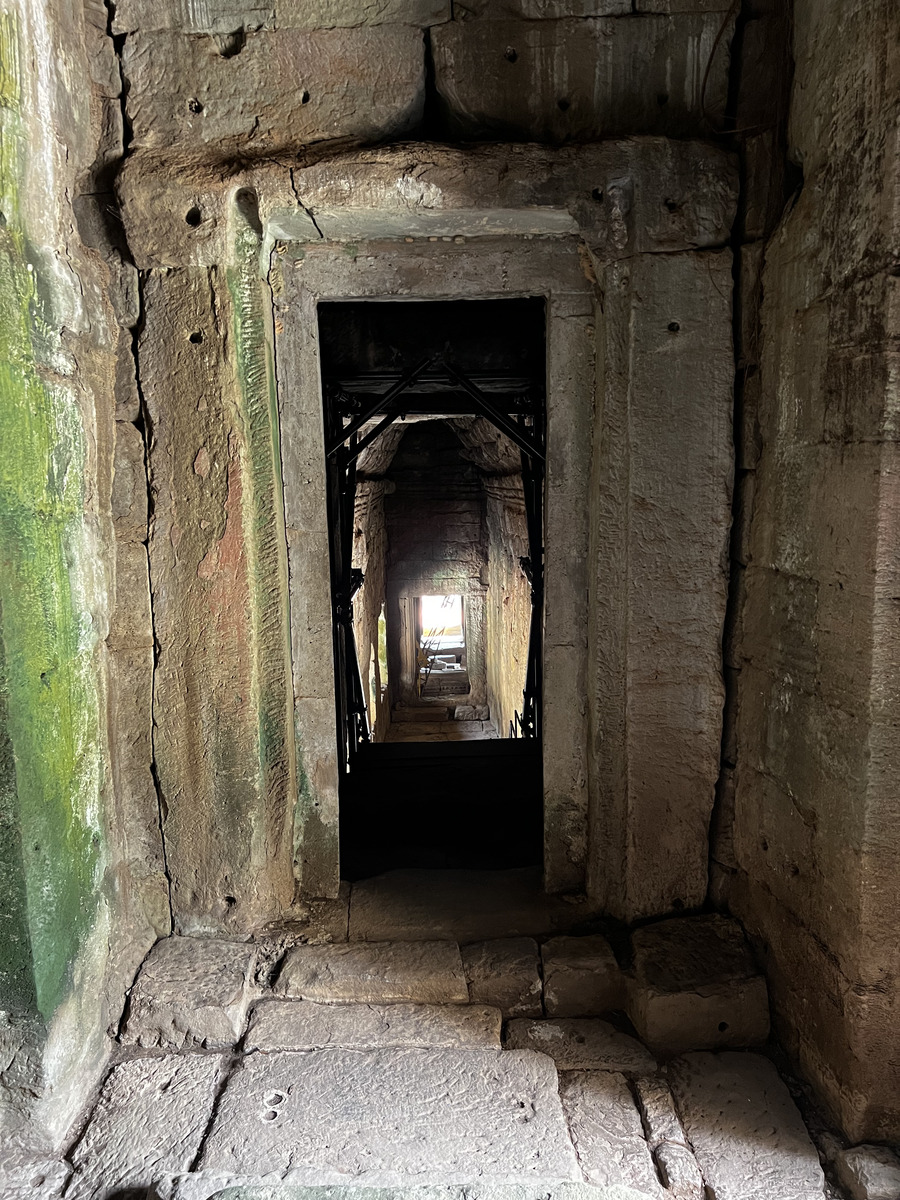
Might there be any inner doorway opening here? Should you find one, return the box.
[416,594,468,697]
[319,297,546,878]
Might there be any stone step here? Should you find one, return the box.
[120,936,258,1050]
[505,1019,657,1076]
[245,999,502,1051]
[275,940,469,1005]
[392,707,450,722]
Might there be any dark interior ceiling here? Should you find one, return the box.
[318,297,547,476]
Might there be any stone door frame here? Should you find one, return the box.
[276,234,597,898]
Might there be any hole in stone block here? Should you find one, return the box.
[557,98,570,112]
[718,1021,729,1032]
[664,198,680,212]
[301,90,311,104]
[505,46,518,62]
[187,98,203,114]
[215,28,246,57]
[657,92,669,106]
[668,321,680,332]
[592,188,604,203]
[189,331,203,345]
[185,207,202,227]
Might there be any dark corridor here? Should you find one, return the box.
[318,298,546,879]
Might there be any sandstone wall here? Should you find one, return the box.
[484,479,531,738]
[0,0,167,1145]
[724,0,900,1142]
[1,0,754,1144]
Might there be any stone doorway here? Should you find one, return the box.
[317,297,546,878]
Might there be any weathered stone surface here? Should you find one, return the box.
[0,1156,70,1200]
[542,936,623,1017]
[462,938,542,1018]
[275,941,468,1004]
[118,140,737,271]
[121,936,257,1049]
[456,0,630,15]
[432,16,733,142]
[668,1052,825,1200]
[632,1076,687,1149]
[834,1146,900,1200]
[653,1142,704,1200]
[588,250,734,920]
[142,266,297,930]
[246,1000,502,1051]
[627,915,769,1054]
[559,1071,662,1195]
[349,867,591,942]
[636,0,732,10]
[67,1055,224,1199]
[113,0,450,34]
[172,1184,652,1200]
[505,1020,656,1075]
[198,1048,580,1183]
[121,27,424,160]
[111,420,148,543]
[727,0,900,1145]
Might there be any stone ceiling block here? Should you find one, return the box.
[121,26,425,160]
[456,0,630,16]
[432,15,733,142]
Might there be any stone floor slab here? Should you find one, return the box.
[349,869,594,942]
[463,938,543,1018]
[197,1047,580,1185]
[175,1183,651,1200]
[834,1144,900,1200]
[246,1000,501,1051]
[0,1155,71,1199]
[67,1053,224,1199]
[542,937,624,1018]
[632,1076,687,1149]
[121,936,258,1049]
[668,1052,826,1200]
[559,1070,663,1196]
[505,1020,656,1075]
[652,1141,704,1200]
[274,941,468,1004]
